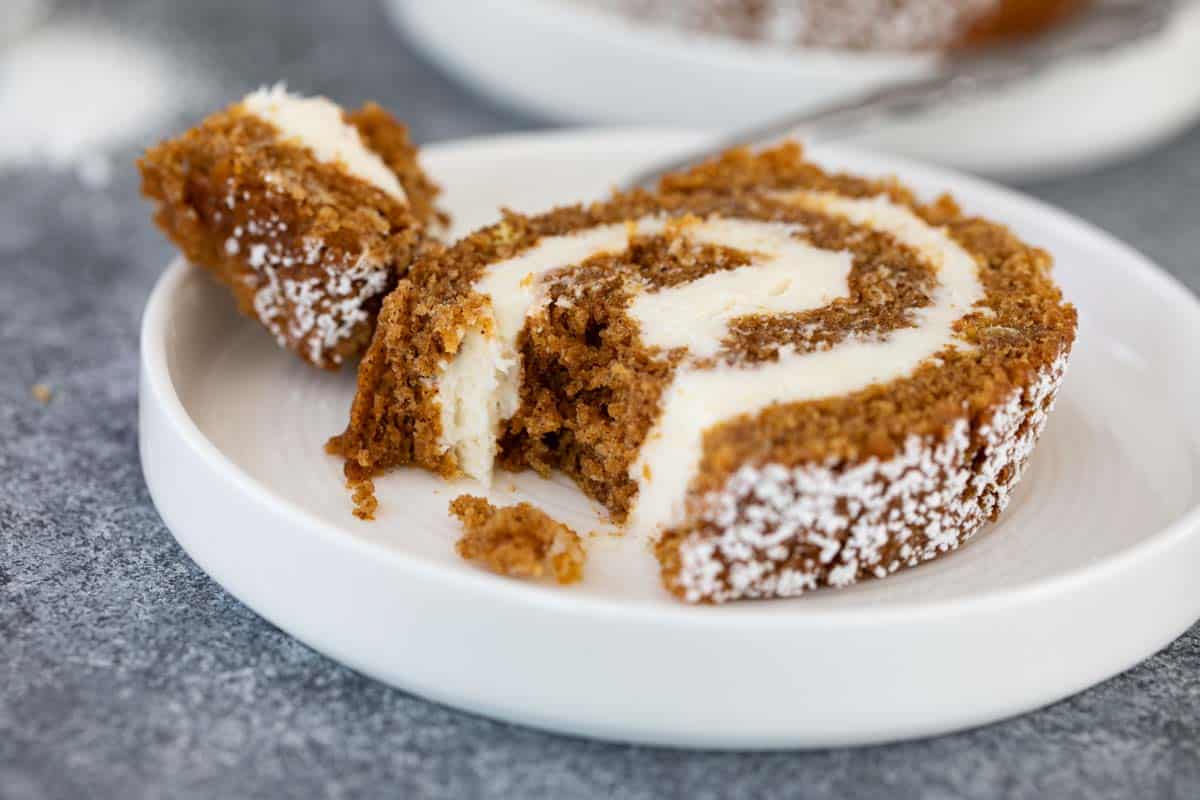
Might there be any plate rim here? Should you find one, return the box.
[140,126,1200,629]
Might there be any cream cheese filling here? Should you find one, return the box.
[627,217,852,358]
[628,192,984,535]
[434,192,984,536]
[435,220,667,484]
[242,84,407,202]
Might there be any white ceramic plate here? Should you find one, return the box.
[389,0,1200,180]
[139,129,1200,749]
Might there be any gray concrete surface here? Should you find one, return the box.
[2,1,1198,798]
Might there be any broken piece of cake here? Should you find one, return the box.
[330,143,1076,603]
[138,85,445,368]
[450,495,586,585]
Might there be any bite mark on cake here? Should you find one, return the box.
[328,143,1078,604]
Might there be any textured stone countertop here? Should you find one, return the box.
[2,1,1198,798]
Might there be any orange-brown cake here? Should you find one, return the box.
[571,0,1086,51]
[450,495,586,585]
[330,143,1076,603]
[139,85,444,369]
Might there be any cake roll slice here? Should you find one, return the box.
[330,144,1076,603]
[139,85,444,368]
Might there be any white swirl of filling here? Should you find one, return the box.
[627,217,851,358]
[434,192,985,536]
[242,84,407,203]
[631,192,984,534]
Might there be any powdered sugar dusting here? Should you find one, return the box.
[225,180,390,368]
[671,353,1070,603]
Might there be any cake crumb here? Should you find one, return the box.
[449,495,585,584]
[30,383,52,404]
[588,528,624,540]
[349,478,378,520]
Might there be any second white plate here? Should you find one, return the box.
[140,129,1200,748]
[391,0,1200,179]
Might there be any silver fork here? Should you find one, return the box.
[623,0,1178,189]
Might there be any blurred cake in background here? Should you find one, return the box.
[569,0,1086,51]
[393,0,1200,176]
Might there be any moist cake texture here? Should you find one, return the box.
[572,0,1086,51]
[139,85,444,369]
[450,495,586,584]
[330,143,1076,603]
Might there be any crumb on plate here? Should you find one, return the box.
[449,495,585,585]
